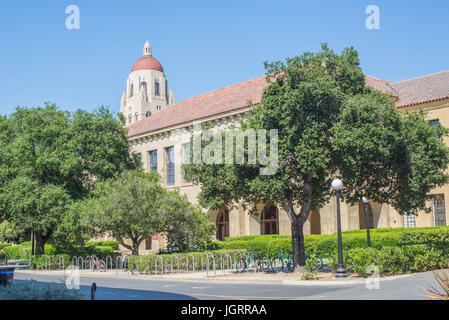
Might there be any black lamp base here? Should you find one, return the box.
[336,265,348,278]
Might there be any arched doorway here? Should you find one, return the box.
[359,201,375,229]
[216,210,229,241]
[309,211,321,234]
[260,205,279,235]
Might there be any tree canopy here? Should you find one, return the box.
[0,104,137,253]
[185,44,449,269]
[83,170,215,255]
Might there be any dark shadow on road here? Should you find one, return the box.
[14,279,198,300]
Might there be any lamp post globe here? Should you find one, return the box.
[332,178,347,278]
[331,179,343,191]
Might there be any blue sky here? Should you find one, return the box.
[0,0,448,115]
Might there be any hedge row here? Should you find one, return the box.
[0,243,12,251]
[214,226,449,258]
[1,241,120,260]
[337,243,449,276]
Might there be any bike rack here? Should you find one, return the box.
[115,256,124,272]
[105,256,113,271]
[244,253,257,273]
[154,255,164,275]
[77,256,84,270]
[206,253,216,277]
[85,256,92,270]
[45,256,51,270]
[233,252,243,270]
[220,253,233,275]
[170,255,180,274]
[186,254,195,272]
[58,255,65,271]
[200,254,207,272]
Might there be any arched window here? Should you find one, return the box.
[129,83,134,97]
[216,210,229,241]
[157,105,161,111]
[261,205,279,235]
[155,80,160,96]
[128,114,132,124]
[134,112,139,122]
[140,81,148,102]
[145,111,152,118]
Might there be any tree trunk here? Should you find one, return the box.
[283,173,313,271]
[131,239,139,256]
[291,217,306,269]
[35,231,46,255]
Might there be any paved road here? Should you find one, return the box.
[13,270,439,300]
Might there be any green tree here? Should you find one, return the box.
[0,104,137,254]
[162,191,216,251]
[0,221,21,243]
[84,170,168,255]
[185,44,449,270]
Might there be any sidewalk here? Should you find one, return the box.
[15,268,412,286]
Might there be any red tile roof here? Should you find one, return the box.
[128,70,449,138]
[128,76,266,137]
[391,70,449,108]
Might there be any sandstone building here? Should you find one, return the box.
[120,42,449,253]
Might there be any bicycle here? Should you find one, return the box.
[236,249,267,273]
[89,256,106,272]
[270,249,293,273]
[270,249,324,273]
[305,249,324,270]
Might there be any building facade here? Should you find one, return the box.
[120,42,449,254]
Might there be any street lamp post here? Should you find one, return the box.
[362,196,371,247]
[331,178,347,278]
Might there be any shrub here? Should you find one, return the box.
[85,241,119,250]
[213,226,449,259]
[0,243,12,251]
[210,237,291,258]
[398,227,449,244]
[93,246,114,255]
[3,244,55,259]
[28,254,72,270]
[0,280,86,300]
[338,243,449,277]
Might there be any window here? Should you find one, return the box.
[430,119,440,139]
[155,81,160,96]
[149,150,158,173]
[432,194,447,226]
[261,205,279,235]
[157,105,161,111]
[129,83,134,97]
[141,82,148,102]
[128,114,132,124]
[165,146,175,185]
[403,214,416,228]
[182,143,191,183]
[135,112,139,122]
[146,111,152,117]
[216,210,229,241]
[430,119,439,127]
[145,239,152,250]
